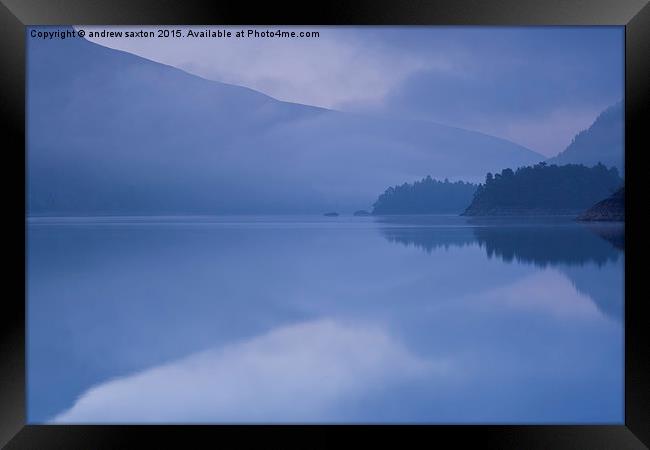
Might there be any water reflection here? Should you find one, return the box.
[472,222,622,268]
[584,223,625,250]
[52,319,438,423]
[378,216,624,321]
[378,216,623,267]
[28,216,624,423]
[376,215,477,253]
[562,264,624,321]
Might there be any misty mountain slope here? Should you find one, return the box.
[548,102,624,174]
[28,34,543,215]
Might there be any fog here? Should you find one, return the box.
[27,32,542,215]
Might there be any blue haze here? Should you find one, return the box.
[27,28,544,216]
[26,26,625,424]
[549,101,624,174]
[376,27,623,124]
[83,26,624,156]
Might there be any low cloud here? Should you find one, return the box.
[80,26,434,110]
[79,26,622,159]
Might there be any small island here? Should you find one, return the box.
[462,162,622,216]
[323,212,340,217]
[353,210,371,216]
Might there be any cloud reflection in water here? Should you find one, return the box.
[53,319,440,423]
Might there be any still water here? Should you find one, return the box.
[27,215,624,423]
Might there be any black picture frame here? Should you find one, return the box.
[1,0,648,448]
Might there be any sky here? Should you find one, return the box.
[81,26,623,157]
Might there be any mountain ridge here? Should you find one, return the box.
[548,101,623,174]
[28,32,544,215]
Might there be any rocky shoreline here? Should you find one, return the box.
[577,188,624,222]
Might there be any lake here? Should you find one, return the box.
[26,215,624,423]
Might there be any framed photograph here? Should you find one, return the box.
[2,0,648,447]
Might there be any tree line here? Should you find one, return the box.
[462,162,622,215]
[372,176,478,214]
[370,162,622,216]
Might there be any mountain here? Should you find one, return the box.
[577,187,625,222]
[462,163,622,216]
[548,102,624,174]
[27,31,543,215]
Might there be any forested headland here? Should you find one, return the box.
[462,162,622,216]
